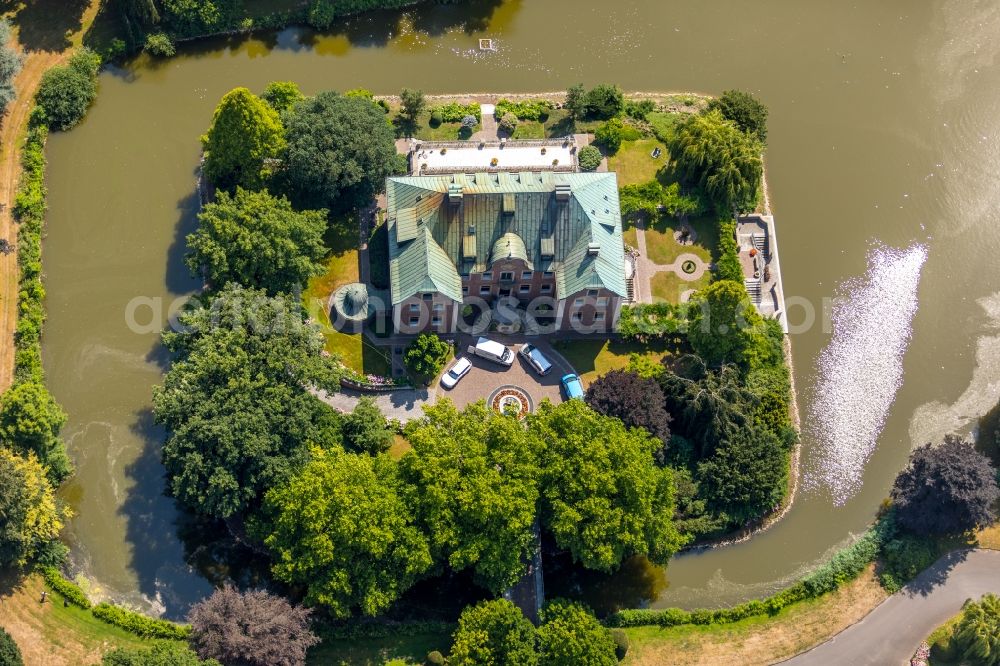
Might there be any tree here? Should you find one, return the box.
[153,284,341,518]
[281,91,397,210]
[593,117,624,153]
[201,87,286,191]
[259,450,431,617]
[564,84,587,118]
[529,400,685,571]
[161,0,230,37]
[955,594,1000,666]
[686,279,765,368]
[403,334,451,379]
[34,49,100,131]
[585,369,671,451]
[891,435,999,536]
[399,87,426,124]
[188,585,318,666]
[449,599,539,666]
[707,89,769,143]
[185,188,327,295]
[114,0,160,28]
[262,81,304,114]
[577,145,601,171]
[0,381,71,483]
[103,643,219,666]
[143,33,175,57]
[400,401,541,593]
[0,627,23,666]
[341,397,393,455]
[667,109,763,212]
[537,600,617,666]
[0,20,24,116]
[696,420,787,522]
[0,448,65,567]
[584,84,625,120]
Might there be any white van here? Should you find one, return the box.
[468,337,515,367]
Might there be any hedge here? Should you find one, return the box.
[617,303,686,342]
[433,102,480,123]
[714,219,743,283]
[39,567,91,609]
[91,603,191,640]
[607,520,892,628]
[495,98,553,121]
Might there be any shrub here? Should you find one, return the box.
[435,102,480,123]
[594,117,625,153]
[498,112,518,134]
[624,98,656,120]
[495,98,553,121]
[0,627,22,666]
[143,33,175,57]
[428,110,442,127]
[425,651,445,666]
[34,49,100,131]
[877,533,939,593]
[91,603,191,640]
[610,628,629,660]
[40,567,90,609]
[404,334,450,379]
[618,303,685,342]
[578,145,601,171]
[714,219,743,282]
[706,89,769,143]
[583,83,625,119]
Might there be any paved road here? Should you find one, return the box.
[782,549,1000,666]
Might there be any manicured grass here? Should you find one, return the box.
[511,120,545,139]
[607,139,668,186]
[307,632,450,666]
[0,572,173,664]
[408,111,479,141]
[622,566,889,666]
[554,339,671,385]
[649,270,708,305]
[643,214,718,267]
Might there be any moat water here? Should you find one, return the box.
[41,0,1000,617]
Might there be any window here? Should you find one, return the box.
[480,286,491,296]
[572,312,583,321]
[587,289,598,297]
[408,303,420,312]
[408,317,419,325]
[433,303,444,312]
[543,271,554,278]
[519,284,531,293]
[574,297,584,306]
[541,284,552,293]
[594,312,605,321]
[432,317,442,326]
[521,271,533,280]
[500,271,514,281]
[462,286,469,295]
[423,293,433,301]
[482,272,493,280]
[597,297,608,307]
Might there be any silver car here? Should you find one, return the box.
[519,344,553,376]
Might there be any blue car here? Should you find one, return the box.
[560,373,584,400]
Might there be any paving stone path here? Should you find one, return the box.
[632,218,709,303]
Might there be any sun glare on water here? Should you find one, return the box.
[805,243,928,505]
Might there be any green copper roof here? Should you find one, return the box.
[385,171,626,304]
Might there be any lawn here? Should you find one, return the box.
[303,222,392,377]
[404,110,479,141]
[649,270,709,305]
[0,571,173,664]
[622,566,889,666]
[643,214,718,267]
[607,139,668,186]
[511,120,545,139]
[554,339,671,385]
[307,632,450,666]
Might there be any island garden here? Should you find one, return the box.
[0,3,998,665]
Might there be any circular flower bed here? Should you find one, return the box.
[681,260,697,274]
[488,385,533,419]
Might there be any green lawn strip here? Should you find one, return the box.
[511,120,544,139]
[642,214,717,267]
[307,632,450,666]
[607,139,667,186]
[408,110,479,141]
[554,339,671,385]
[649,271,708,305]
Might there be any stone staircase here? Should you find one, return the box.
[625,276,636,303]
[744,278,762,305]
[752,233,768,258]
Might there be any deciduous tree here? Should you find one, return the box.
[399,87,426,124]
[449,599,539,666]
[401,401,541,593]
[201,87,286,191]
[185,188,327,295]
[707,89,769,143]
[0,381,71,483]
[0,626,23,666]
[188,585,318,666]
[537,599,617,666]
[0,448,65,567]
[34,49,100,131]
[686,279,766,368]
[259,451,431,617]
[0,20,24,116]
[585,369,671,449]
[403,334,451,379]
[529,400,685,571]
[153,285,340,518]
[261,81,304,114]
[341,396,393,455]
[281,91,397,210]
[891,435,999,536]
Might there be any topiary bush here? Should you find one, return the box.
[0,627,23,666]
[578,145,601,171]
[428,110,443,127]
[610,628,629,660]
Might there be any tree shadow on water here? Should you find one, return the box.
[119,407,213,620]
[165,186,202,295]
[3,0,90,51]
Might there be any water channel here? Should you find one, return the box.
[41,0,1000,617]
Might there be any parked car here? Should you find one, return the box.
[561,373,584,400]
[468,337,515,367]
[519,343,553,376]
[440,356,472,389]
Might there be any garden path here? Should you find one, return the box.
[632,218,709,304]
